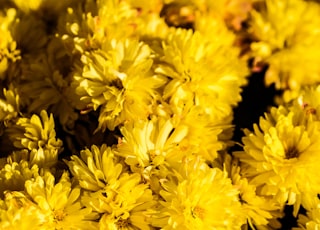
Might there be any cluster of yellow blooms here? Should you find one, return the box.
[0,0,320,229]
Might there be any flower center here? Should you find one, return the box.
[117,218,130,229]
[110,78,123,89]
[285,146,299,159]
[192,206,205,220]
[54,209,66,221]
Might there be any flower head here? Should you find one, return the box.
[90,172,155,230]
[235,102,320,215]
[153,156,245,229]
[86,0,139,44]
[6,110,63,153]
[11,13,48,55]
[67,144,123,192]
[25,171,98,229]
[156,27,248,122]
[223,153,283,229]
[9,148,59,169]
[294,195,320,230]
[0,86,20,125]
[66,144,155,229]
[250,0,320,90]
[0,160,39,198]
[74,38,166,131]
[116,117,188,172]
[0,191,46,230]
[116,111,226,180]
[11,0,75,20]
[0,8,20,79]
[18,41,82,128]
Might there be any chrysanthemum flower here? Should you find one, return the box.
[6,110,63,153]
[276,84,320,117]
[0,8,20,79]
[155,27,248,123]
[235,103,320,215]
[67,144,123,192]
[18,40,83,128]
[0,160,39,198]
[0,191,46,230]
[153,156,246,229]
[85,172,155,230]
[9,148,59,169]
[170,104,229,160]
[66,144,155,229]
[56,4,94,54]
[0,86,20,125]
[249,0,320,91]
[11,0,75,20]
[86,0,139,43]
[116,112,226,180]
[11,13,48,55]
[222,153,283,229]
[116,117,187,172]
[294,195,320,230]
[25,171,98,229]
[131,0,168,39]
[291,85,320,120]
[190,0,253,30]
[74,38,167,131]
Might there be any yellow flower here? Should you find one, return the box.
[0,191,46,230]
[67,144,123,192]
[153,156,245,229]
[11,13,48,55]
[117,113,228,192]
[12,0,75,19]
[25,171,98,230]
[223,153,283,229]
[67,144,155,229]
[0,160,39,199]
[278,84,320,116]
[10,0,42,12]
[0,8,20,79]
[116,111,226,181]
[6,110,63,153]
[294,85,320,120]
[87,173,155,229]
[170,104,229,161]
[86,0,139,43]
[130,0,169,39]
[116,117,188,171]
[9,148,59,169]
[156,27,248,122]
[0,86,20,125]
[294,195,320,230]
[18,41,82,128]
[56,4,94,54]
[235,103,320,215]
[74,38,167,131]
[193,0,253,30]
[250,0,320,90]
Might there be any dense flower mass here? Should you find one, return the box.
[0,0,320,229]
[249,0,320,93]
